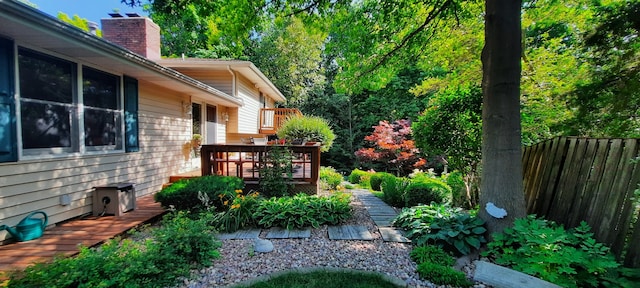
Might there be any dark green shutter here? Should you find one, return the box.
[123,76,139,152]
[0,37,17,163]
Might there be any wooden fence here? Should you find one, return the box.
[523,136,640,267]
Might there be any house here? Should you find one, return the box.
[0,0,290,241]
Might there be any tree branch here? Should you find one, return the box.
[361,0,455,77]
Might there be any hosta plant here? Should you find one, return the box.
[253,193,351,229]
[415,213,486,255]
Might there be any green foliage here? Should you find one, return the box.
[348,169,371,185]
[57,12,102,37]
[211,190,263,232]
[483,215,632,288]
[380,175,410,208]
[233,270,404,288]
[404,178,452,207]
[253,193,352,230]
[416,262,472,287]
[414,213,486,256]
[392,204,462,231]
[370,172,395,191]
[392,204,485,255]
[442,171,467,208]
[154,175,244,212]
[276,115,335,152]
[410,245,455,267]
[8,212,220,288]
[319,166,343,190]
[259,145,294,197]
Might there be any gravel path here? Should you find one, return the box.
[177,192,479,288]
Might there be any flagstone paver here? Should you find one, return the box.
[217,229,261,240]
[378,227,411,243]
[328,225,374,240]
[265,227,311,239]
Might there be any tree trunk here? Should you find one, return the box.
[479,0,527,236]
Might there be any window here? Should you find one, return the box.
[18,48,75,151]
[83,67,121,149]
[17,47,125,156]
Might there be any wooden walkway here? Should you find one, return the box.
[0,194,165,278]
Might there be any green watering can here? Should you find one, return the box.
[0,211,48,242]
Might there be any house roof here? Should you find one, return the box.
[157,59,287,103]
[0,0,244,107]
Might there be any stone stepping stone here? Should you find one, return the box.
[379,227,411,243]
[367,207,398,216]
[265,227,311,239]
[371,215,395,227]
[216,229,261,240]
[328,225,373,240]
[473,260,561,288]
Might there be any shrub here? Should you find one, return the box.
[442,171,467,207]
[259,145,294,197]
[391,204,462,231]
[276,115,335,152]
[154,175,243,212]
[211,190,263,232]
[253,193,351,229]
[483,215,637,288]
[416,262,472,287]
[8,212,221,288]
[320,166,343,190]
[404,178,452,207]
[410,245,455,267]
[380,175,410,207]
[348,168,370,184]
[370,172,394,191]
[415,213,486,255]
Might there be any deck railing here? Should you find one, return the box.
[201,143,321,194]
[259,108,302,135]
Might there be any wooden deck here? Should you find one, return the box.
[0,194,165,278]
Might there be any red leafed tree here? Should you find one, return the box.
[355,119,427,176]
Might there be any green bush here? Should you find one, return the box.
[442,171,467,207]
[410,245,455,267]
[391,204,462,230]
[211,190,263,232]
[380,175,409,207]
[253,193,352,229]
[370,172,394,191]
[404,178,451,207]
[259,145,294,197]
[416,213,486,255]
[484,215,639,288]
[8,212,221,288]
[276,115,335,152]
[320,166,344,190]
[348,168,370,184]
[154,175,243,212]
[416,262,472,287]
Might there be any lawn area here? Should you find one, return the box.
[232,269,403,288]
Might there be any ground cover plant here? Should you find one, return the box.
[483,215,640,287]
[232,270,403,288]
[7,212,221,288]
[410,245,472,287]
[253,193,352,229]
[392,204,484,255]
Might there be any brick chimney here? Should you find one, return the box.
[101,13,161,60]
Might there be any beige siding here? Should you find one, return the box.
[174,70,233,95]
[237,76,260,134]
[0,82,192,241]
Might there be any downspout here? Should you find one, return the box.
[227,65,236,97]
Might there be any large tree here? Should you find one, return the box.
[479,0,526,234]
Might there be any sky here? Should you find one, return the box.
[27,0,149,27]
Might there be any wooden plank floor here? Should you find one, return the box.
[0,194,165,277]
